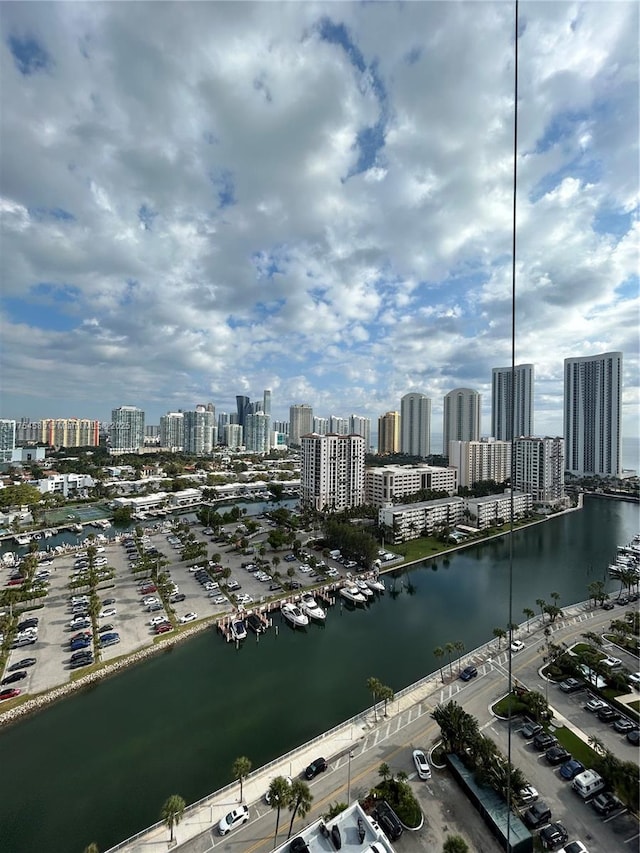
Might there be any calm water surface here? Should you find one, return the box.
[0,497,636,853]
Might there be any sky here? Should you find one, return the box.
[0,1,638,441]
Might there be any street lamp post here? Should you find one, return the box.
[347,750,355,803]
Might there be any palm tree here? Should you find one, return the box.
[267,775,293,846]
[443,835,469,853]
[286,779,312,838]
[378,762,392,782]
[380,684,394,716]
[522,607,535,632]
[536,598,546,621]
[366,676,383,721]
[161,794,186,843]
[232,756,252,802]
[445,641,455,676]
[492,627,506,649]
[434,646,445,683]
[83,844,100,853]
[453,641,465,674]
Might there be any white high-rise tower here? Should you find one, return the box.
[491,364,534,441]
[400,393,431,458]
[443,388,481,455]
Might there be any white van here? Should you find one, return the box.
[572,769,605,799]
[329,550,341,560]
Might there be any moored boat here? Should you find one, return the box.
[281,602,309,628]
[230,618,247,641]
[354,578,374,598]
[246,612,265,634]
[339,585,367,605]
[300,593,326,621]
[365,575,385,593]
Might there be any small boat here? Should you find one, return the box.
[246,612,265,634]
[72,524,83,533]
[339,585,367,605]
[230,618,247,641]
[43,530,52,539]
[281,602,309,628]
[354,578,374,598]
[365,575,385,593]
[32,532,42,540]
[300,594,326,621]
[14,534,31,546]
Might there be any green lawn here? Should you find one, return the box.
[552,727,598,767]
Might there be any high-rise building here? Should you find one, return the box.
[236,395,251,429]
[448,439,511,489]
[491,364,534,441]
[329,415,349,434]
[14,420,41,445]
[0,419,16,462]
[400,393,431,457]
[313,417,329,435]
[225,423,243,448]
[263,390,271,416]
[110,406,145,454]
[217,412,230,444]
[349,415,371,451]
[245,412,271,453]
[301,433,365,511]
[40,418,100,448]
[514,436,565,504]
[159,412,185,451]
[564,351,622,476]
[289,404,314,446]
[378,411,401,454]
[183,406,215,456]
[443,389,481,455]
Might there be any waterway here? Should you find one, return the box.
[0,497,636,853]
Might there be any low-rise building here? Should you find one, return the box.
[379,497,465,543]
[465,492,532,529]
[37,473,96,498]
[365,464,457,506]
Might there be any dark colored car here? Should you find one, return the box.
[98,624,114,634]
[559,759,585,780]
[169,593,186,603]
[625,728,639,745]
[613,717,635,733]
[17,618,39,631]
[70,637,92,651]
[533,732,557,751]
[591,791,622,816]
[69,656,94,669]
[546,745,571,766]
[559,678,583,693]
[601,601,615,610]
[523,800,552,828]
[304,757,328,780]
[102,598,116,606]
[1,670,28,685]
[539,821,568,850]
[0,688,21,700]
[459,666,478,682]
[289,838,310,853]
[8,657,36,671]
[374,801,403,841]
[520,722,542,738]
[597,706,621,723]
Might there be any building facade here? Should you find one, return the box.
[378,497,465,543]
[183,407,215,456]
[378,411,401,455]
[224,423,243,448]
[40,418,101,448]
[564,351,622,477]
[313,417,329,435]
[491,364,534,441]
[365,465,458,507]
[159,412,185,451]
[465,492,533,529]
[349,415,371,451]
[245,412,271,453]
[289,404,314,446]
[110,406,145,454]
[400,393,431,458]
[442,388,481,455]
[513,436,565,505]
[301,433,365,511]
[0,419,16,463]
[448,439,512,489]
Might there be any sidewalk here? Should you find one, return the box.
[105,600,622,852]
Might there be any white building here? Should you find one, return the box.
[245,412,271,453]
[564,351,622,477]
[329,415,349,434]
[466,492,533,529]
[159,412,185,452]
[289,404,314,446]
[379,497,465,543]
[349,414,371,451]
[0,419,16,463]
[514,436,565,506]
[183,407,215,455]
[37,473,96,498]
[224,423,243,448]
[301,433,365,511]
[443,388,481,455]
[400,392,431,458]
[313,417,329,435]
[491,364,534,441]
[365,464,457,507]
[448,439,512,489]
[110,406,145,454]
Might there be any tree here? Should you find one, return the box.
[445,641,455,676]
[161,794,186,843]
[522,607,535,632]
[366,676,383,721]
[454,640,465,674]
[287,779,313,838]
[380,684,394,716]
[536,598,546,621]
[267,775,293,846]
[232,756,252,802]
[443,834,469,853]
[83,845,100,853]
[378,762,392,782]
[434,646,445,683]
[492,627,506,649]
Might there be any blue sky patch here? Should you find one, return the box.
[593,207,634,239]
[3,287,78,331]
[30,207,75,222]
[317,17,366,72]
[404,46,422,66]
[138,205,157,231]
[8,34,53,75]
[210,169,236,209]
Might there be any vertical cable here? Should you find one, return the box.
[506,1,519,847]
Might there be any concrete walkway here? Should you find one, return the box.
[105,600,637,853]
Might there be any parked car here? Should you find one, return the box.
[8,657,36,671]
[180,612,197,624]
[99,607,117,619]
[613,717,635,733]
[0,688,21,701]
[523,800,552,828]
[520,722,542,739]
[558,843,589,853]
[516,785,539,805]
[459,665,478,682]
[539,822,568,850]
[155,622,173,634]
[626,729,640,745]
[627,672,640,688]
[597,706,621,723]
[532,732,557,751]
[304,757,328,779]
[546,745,571,766]
[70,637,92,651]
[585,698,607,713]
[102,598,116,606]
[169,593,186,603]
[373,801,403,841]
[217,804,249,836]
[289,837,310,853]
[510,640,525,653]
[412,749,431,780]
[559,678,583,693]
[99,633,120,647]
[1,671,28,685]
[559,759,585,780]
[591,791,622,816]
[97,624,114,634]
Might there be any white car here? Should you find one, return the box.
[412,748,431,780]
[585,698,608,713]
[218,804,249,835]
[627,671,640,688]
[180,612,197,624]
[511,640,525,653]
[601,656,622,668]
[236,594,254,605]
[99,607,117,618]
[143,597,159,607]
[211,595,226,604]
[149,615,167,626]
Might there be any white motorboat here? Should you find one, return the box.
[365,575,385,593]
[14,534,31,546]
[230,618,247,641]
[354,578,374,598]
[281,602,309,628]
[300,594,326,621]
[339,585,367,605]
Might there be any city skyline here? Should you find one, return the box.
[1,3,638,439]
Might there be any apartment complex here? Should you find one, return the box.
[379,497,465,542]
[183,407,216,456]
[245,411,271,453]
[365,464,457,507]
[40,418,100,448]
[514,436,565,505]
[448,439,511,489]
[491,364,534,441]
[0,419,16,463]
[378,411,401,454]
[301,433,365,511]
[349,415,371,451]
[110,406,145,454]
[289,404,314,446]
[442,388,481,454]
[159,412,185,451]
[564,351,622,477]
[400,393,431,458]
[466,492,533,529]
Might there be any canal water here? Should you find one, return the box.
[0,497,636,853]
